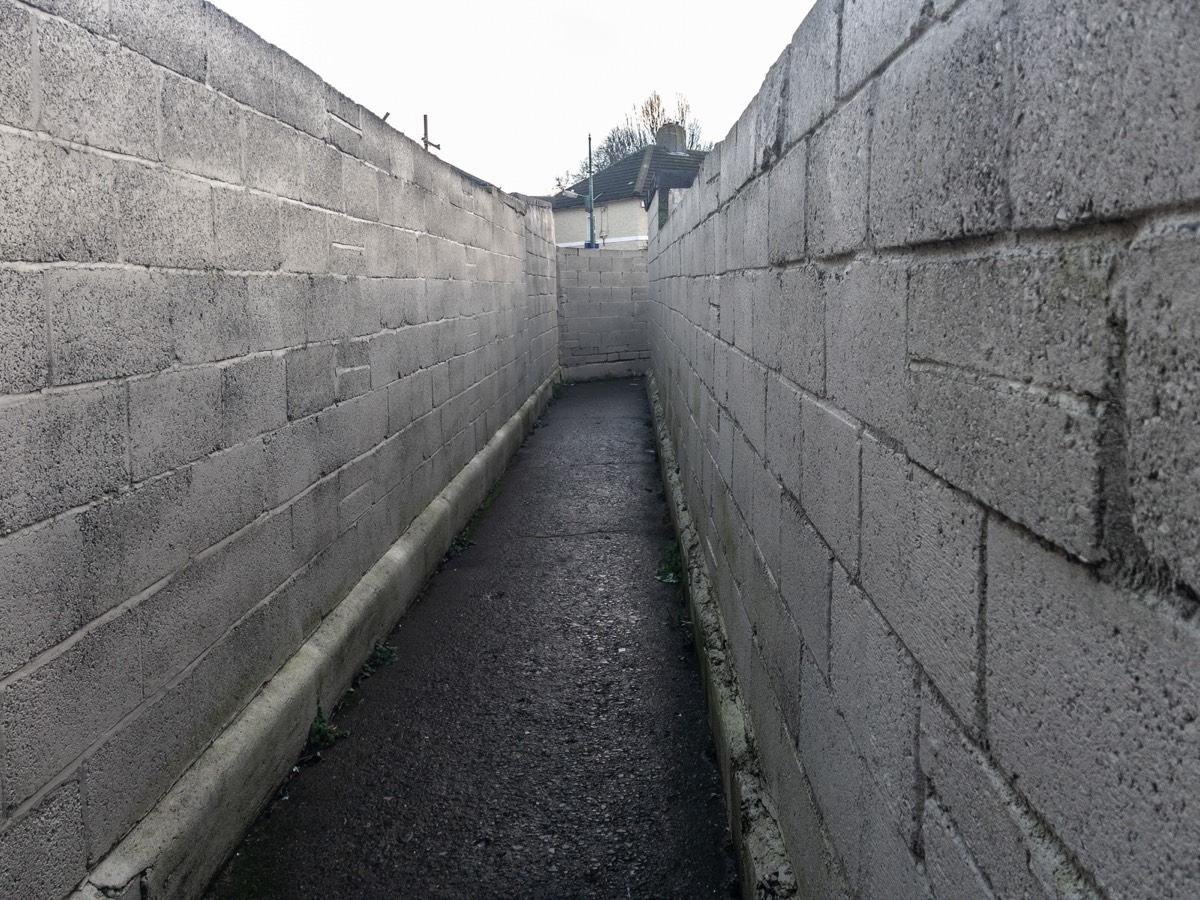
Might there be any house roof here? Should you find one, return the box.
[552,144,707,211]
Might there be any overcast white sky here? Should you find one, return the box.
[208,0,819,196]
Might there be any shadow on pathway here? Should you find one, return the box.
[208,379,739,899]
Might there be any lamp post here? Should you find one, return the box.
[562,133,598,248]
[586,133,596,248]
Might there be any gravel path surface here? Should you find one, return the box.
[208,379,738,899]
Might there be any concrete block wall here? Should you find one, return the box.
[556,244,649,380]
[0,1,557,896]
[648,0,1200,897]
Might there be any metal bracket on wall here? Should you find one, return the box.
[423,114,441,152]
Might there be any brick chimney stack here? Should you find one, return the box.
[655,123,687,152]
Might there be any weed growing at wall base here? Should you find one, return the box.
[359,643,398,679]
[445,533,475,560]
[306,709,349,752]
[656,542,683,585]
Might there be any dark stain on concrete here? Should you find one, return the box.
[207,379,739,899]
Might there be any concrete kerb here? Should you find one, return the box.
[646,373,798,900]
[79,368,561,900]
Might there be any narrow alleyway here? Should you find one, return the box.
[207,380,738,899]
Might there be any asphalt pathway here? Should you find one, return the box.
[208,379,738,899]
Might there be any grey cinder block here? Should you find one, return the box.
[170,271,252,364]
[72,468,193,619]
[1123,220,1200,593]
[364,222,400,279]
[343,156,380,221]
[825,260,906,438]
[753,43,791,173]
[279,202,331,275]
[908,242,1117,397]
[336,365,371,403]
[748,563,802,740]
[0,783,87,899]
[907,363,1103,560]
[326,217,368,277]
[244,110,302,199]
[138,510,291,695]
[273,50,326,140]
[778,495,832,675]
[0,131,119,263]
[860,434,982,726]
[296,133,343,211]
[130,367,222,480]
[290,476,338,566]
[1,611,143,809]
[741,176,769,270]
[829,572,921,834]
[305,275,357,344]
[721,105,758,202]
[765,374,802,500]
[0,514,88,678]
[338,481,374,533]
[220,355,287,448]
[1012,0,1200,227]
[335,336,370,370]
[245,275,310,352]
[377,275,424,330]
[0,2,32,129]
[922,799,996,900]
[783,0,838,144]
[264,419,320,507]
[797,651,867,889]
[367,330,407,391]
[767,142,806,266]
[752,463,783,579]
[358,111,393,172]
[722,193,746,276]
[315,388,388,475]
[800,397,860,571]
[920,680,1055,898]
[987,517,1200,898]
[0,384,129,536]
[21,0,108,32]
[80,663,206,866]
[772,744,853,899]
[377,174,425,231]
[856,802,931,899]
[214,188,283,271]
[777,265,826,396]
[118,164,214,269]
[38,16,162,159]
[49,267,172,384]
[730,354,768,456]
[184,438,269,549]
[161,73,242,184]
[720,272,750,356]
[840,0,938,97]
[111,0,207,81]
[869,0,1010,247]
[336,448,375,506]
[0,268,48,393]
[807,89,870,258]
[205,5,274,116]
[285,344,337,421]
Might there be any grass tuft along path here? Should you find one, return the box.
[208,379,738,899]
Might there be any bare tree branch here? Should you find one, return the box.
[559,91,712,187]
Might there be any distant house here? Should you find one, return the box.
[552,124,707,248]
